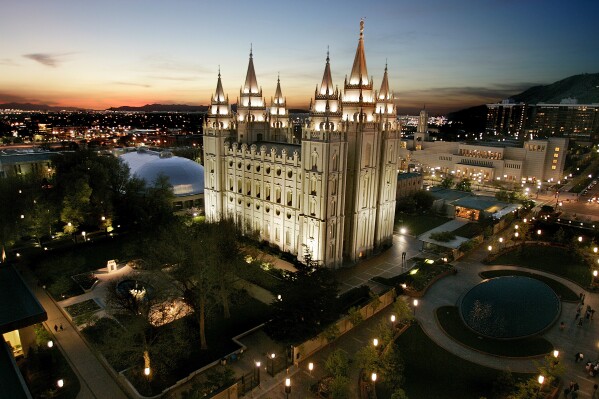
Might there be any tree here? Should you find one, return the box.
[379,345,404,391]
[147,221,217,350]
[440,176,454,189]
[413,190,434,212]
[455,179,472,192]
[392,297,414,324]
[347,306,364,327]
[325,349,349,378]
[330,376,350,399]
[60,177,92,234]
[391,388,409,399]
[266,247,339,343]
[553,227,566,244]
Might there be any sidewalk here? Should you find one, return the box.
[18,265,129,399]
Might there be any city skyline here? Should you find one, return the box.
[2,0,598,114]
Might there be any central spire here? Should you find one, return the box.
[320,48,334,95]
[243,46,259,94]
[349,19,368,85]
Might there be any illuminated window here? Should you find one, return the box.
[555,147,560,152]
[551,166,556,170]
[552,159,558,164]
[553,153,559,158]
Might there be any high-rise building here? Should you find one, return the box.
[526,100,599,142]
[486,99,528,137]
[203,21,401,268]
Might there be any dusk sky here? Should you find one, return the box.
[2,0,598,114]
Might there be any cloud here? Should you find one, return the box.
[113,81,151,88]
[0,58,18,66]
[22,52,75,67]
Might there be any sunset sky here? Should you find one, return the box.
[2,0,598,114]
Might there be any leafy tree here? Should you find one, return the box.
[553,228,566,244]
[413,190,434,212]
[380,345,405,391]
[60,177,92,233]
[391,388,409,399]
[455,179,472,192]
[429,231,456,242]
[440,176,454,189]
[147,221,217,350]
[266,246,339,343]
[347,306,364,327]
[392,297,414,324]
[330,376,350,399]
[355,345,380,375]
[325,349,349,378]
[323,323,340,346]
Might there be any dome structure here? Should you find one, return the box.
[120,149,204,197]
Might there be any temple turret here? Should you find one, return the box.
[237,47,266,124]
[310,50,342,131]
[375,63,397,119]
[205,68,233,129]
[269,74,288,127]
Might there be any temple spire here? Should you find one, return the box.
[349,19,369,85]
[319,48,334,95]
[378,62,390,100]
[214,66,225,102]
[243,45,259,94]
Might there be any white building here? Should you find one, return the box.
[203,21,401,268]
[400,110,568,183]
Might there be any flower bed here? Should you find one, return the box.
[71,272,98,291]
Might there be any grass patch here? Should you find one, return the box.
[236,261,285,292]
[27,235,138,300]
[395,213,451,236]
[65,299,101,318]
[20,345,80,399]
[489,245,589,286]
[480,270,579,301]
[379,324,531,399]
[453,222,485,239]
[436,306,553,357]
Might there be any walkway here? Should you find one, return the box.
[18,265,130,399]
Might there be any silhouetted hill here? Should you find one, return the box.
[512,73,599,104]
[107,104,208,112]
[0,102,82,111]
[447,73,599,134]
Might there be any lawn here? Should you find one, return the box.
[28,234,138,300]
[436,306,553,357]
[377,324,531,399]
[480,270,579,301]
[236,261,286,292]
[395,213,451,236]
[489,244,590,287]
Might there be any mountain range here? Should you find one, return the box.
[447,72,599,132]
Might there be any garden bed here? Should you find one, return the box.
[71,272,98,291]
[373,261,455,294]
[64,299,101,319]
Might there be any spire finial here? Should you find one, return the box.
[326,45,330,63]
[250,43,253,57]
[385,59,388,71]
[277,72,280,83]
[218,65,221,78]
[360,18,364,38]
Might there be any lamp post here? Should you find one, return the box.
[255,361,261,386]
[537,375,544,398]
[373,338,379,348]
[268,353,276,376]
[47,340,53,348]
[57,379,64,389]
[284,377,291,399]
[81,231,86,242]
[308,362,314,376]
[390,314,396,329]
[592,270,598,287]
[413,299,418,316]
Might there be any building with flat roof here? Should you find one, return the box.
[401,111,567,183]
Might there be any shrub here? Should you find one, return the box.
[429,231,456,242]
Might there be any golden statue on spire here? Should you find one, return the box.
[360,19,364,36]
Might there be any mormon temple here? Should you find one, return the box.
[203,21,401,268]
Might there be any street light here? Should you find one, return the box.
[594,247,598,254]
[82,231,86,242]
[308,362,314,376]
[284,378,291,399]
[537,375,544,397]
[390,314,396,329]
[487,245,492,252]
[57,379,64,388]
[537,229,542,235]
[255,361,261,386]
[579,236,583,243]
[553,350,559,358]
[373,338,379,348]
[371,372,377,382]
[47,340,53,348]
[144,367,151,376]
[268,353,276,376]
[413,299,418,315]
[400,227,407,234]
